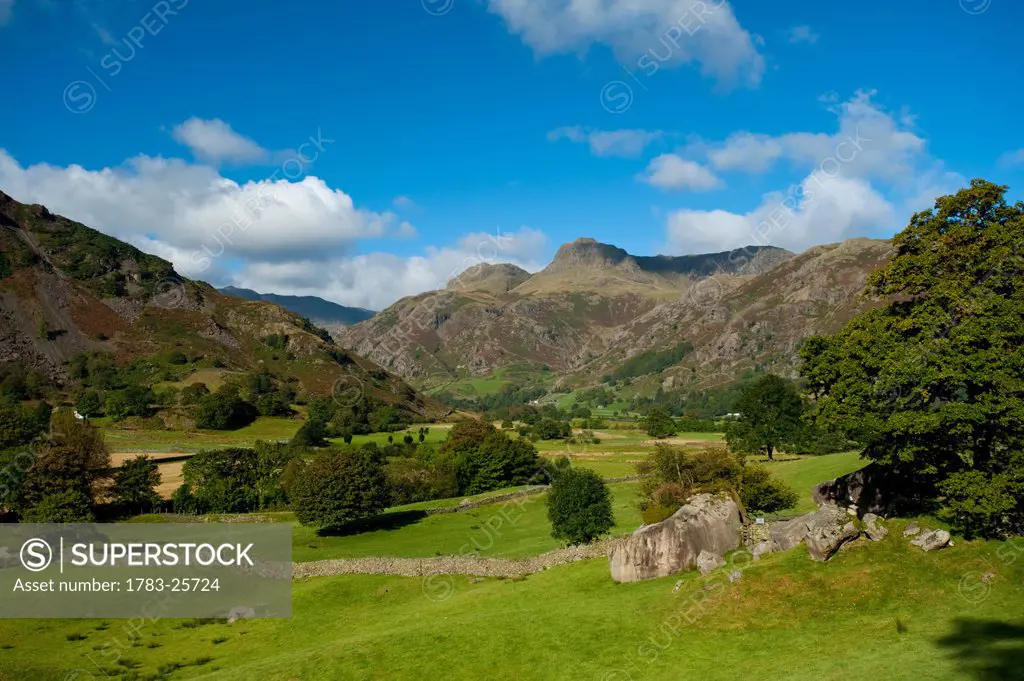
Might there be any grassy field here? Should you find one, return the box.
[760,451,866,513]
[3,522,1022,680]
[98,416,305,453]
[290,482,644,562]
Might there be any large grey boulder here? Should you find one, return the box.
[910,529,951,552]
[805,505,861,561]
[609,494,741,583]
[759,505,861,562]
[863,513,889,541]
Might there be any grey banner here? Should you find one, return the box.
[0,523,292,618]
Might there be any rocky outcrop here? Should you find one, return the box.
[608,494,741,583]
[863,513,889,541]
[813,463,900,516]
[755,504,862,561]
[910,529,952,552]
[805,505,861,561]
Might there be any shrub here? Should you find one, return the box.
[547,468,614,545]
[180,383,210,405]
[75,390,103,418]
[291,420,329,448]
[167,352,188,366]
[23,489,94,523]
[645,408,677,439]
[195,391,258,430]
[290,446,389,531]
[740,464,799,514]
[641,503,677,525]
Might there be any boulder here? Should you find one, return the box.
[910,529,951,552]
[727,570,742,583]
[863,513,889,541]
[812,463,895,516]
[768,514,813,553]
[804,505,861,561]
[696,550,725,576]
[751,541,772,561]
[903,522,921,537]
[609,494,741,583]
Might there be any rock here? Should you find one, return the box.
[903,522,921,537]
[768,514,813,553]
[697,550,725,576]
[227,606,255,624]
[672,580,684,593]
[813,463,897,516]
[804,505,861,561]
[752,541,772,561]
[910,529,951,552]
[727,570,742,583]
[863,513,889,541]
[608,493,741,583]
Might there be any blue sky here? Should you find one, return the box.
[1,0,1022,309]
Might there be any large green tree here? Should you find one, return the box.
[800,180,1024,536]
[112,455,162,514]
[290,445,389,531]
[547,467,614,545]
[725,374,805,460]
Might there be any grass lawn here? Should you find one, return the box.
[290,482,644,562]
[328,425,451,448]
[3,523,1022,680]
[761,451,866,513]
[98,416,305,452]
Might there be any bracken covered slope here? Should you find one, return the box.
[0,191,448,419]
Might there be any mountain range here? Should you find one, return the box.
[339,236,894,395]
[218,286,375,328]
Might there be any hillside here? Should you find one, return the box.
[0,191,448,419]
[339,237,892,392]
[218,286,376,327]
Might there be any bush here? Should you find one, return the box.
[547,468,614,545]
[291,420,329,448]
[740,464,799,514]
[180,383,210,406]
[23,489,94,523]
[290,446,389,531]
[167,352,188,366]
[939,462,1024,538]
[75,390,103,418]
[645,408,677,439]
[641,503,677,525]
[181,443,296,513]
[195,391,258,430]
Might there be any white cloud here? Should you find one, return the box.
[488,0,765,88]
[171,118,268,165]
[231,226,549,310]
[998,148,1024,167]
[0,0,13,25]
[788,25,819,44]
[639,154,722,191]
[0,144,548,310]
[696,91,928,183]
[392,195,416,209]
[0,149,406,280]
[665,91,965,253]
[548,126,664,157]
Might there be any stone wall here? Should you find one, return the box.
[293,537,627,578]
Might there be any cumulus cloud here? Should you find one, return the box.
[548,126,665,157]
[639,154,722,191]
[488,0,764,88]
[0,144,549,310]
[0,149,406,280]
[694,91,928,182]
[788,25,819,44]
[171,118,268,165]
[665,91,964,253]
[230,226,549,310]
